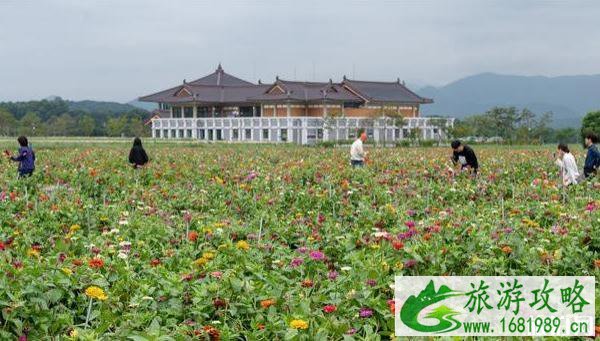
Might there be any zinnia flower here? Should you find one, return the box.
[359,307,373,318]
[301,279,314,288]
[387,299,396,314]
[309,250,325,261]
[236,240,250,250]
[289,319,308,330]
[366,279,377,287]
[290,258,303,267]
[327,270,338,280]
[85,286,107,300]
[322,305,337,313]
[188,231,199,242]
[404,259,418,268]
[260,299,276,309]
[88,258,104,269]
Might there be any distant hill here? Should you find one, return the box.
[67,99,145,114]
[418,73,600,127]
[128,99,157,111]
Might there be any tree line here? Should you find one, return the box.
[449,107,595,144]
[0,98,151,137]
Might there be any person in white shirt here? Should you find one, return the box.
[555,143,580,186]
[350,130,368,167]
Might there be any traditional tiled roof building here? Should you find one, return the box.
[140,65,450,144]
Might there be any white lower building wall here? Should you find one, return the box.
[151,117,454,145]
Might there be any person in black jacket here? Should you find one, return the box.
[128,137,149,168]
[451,140,479,175]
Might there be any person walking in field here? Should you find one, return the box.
[450,140,478,175]
[350,129,368,168]
[583,133,600,178]
[128,137,149,168]
[4,136,35,178]
[555,143,579,186]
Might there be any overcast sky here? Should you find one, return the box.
[0,0,599,102]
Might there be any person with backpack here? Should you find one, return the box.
[583,133,600,178]
[5,136,35,178]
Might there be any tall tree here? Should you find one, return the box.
[19,112,43,136]
[0,108,17,136]
[79,115,96,136]
[581,110,600,141]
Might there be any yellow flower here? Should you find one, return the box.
[61,267,73,276]
[218,243,229,250]
[394,261,404,270]
[70,224,81,232]
[370,243,380,249]
[85,286,107,301]
[236,240,250,251]
[27,248,40,257]
[194,257,208,267]
[69,329,79,337]
[203,227,213,234]
[202,252,215,260]
[290,319,308,330]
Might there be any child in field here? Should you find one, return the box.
[128,137,149,168]
[5,136,35,178]
[554,143,579,186]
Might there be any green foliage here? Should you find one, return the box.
[0,98,150,137]
[451,107,565,143]
[581,111,600,139]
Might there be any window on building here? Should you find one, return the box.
[178,129,184,138]
[197,106,210,117]
[184,107,194,118]
[155,130,161,138]
[245,129,252,139]
[262,129,269,140]
[186,129,192,138]
[163,129,168,138]
[208,130,213,140]
[233,129,239,139]
[216,129,223,140]
[343,102,361,108]
[317,129,323,139]
[172,107,182,118]
[171,130,176,138]
[280,129,287,142]
[199,130,205,140]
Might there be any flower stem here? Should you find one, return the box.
[85,297,93,327]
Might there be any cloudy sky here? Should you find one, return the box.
[0,0,599,102]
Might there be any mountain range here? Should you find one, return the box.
[418,73,600,127]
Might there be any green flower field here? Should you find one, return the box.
[0,141,598,340]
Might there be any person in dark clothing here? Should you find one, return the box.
[128,137,149,168]
[451,140,478,175]
[5,136,35,178]
[583,133,600,178]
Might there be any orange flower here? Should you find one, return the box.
[188,231,199,242]
[594,259,600,268]
[260,299,275,309]
[301,279,314,288]
[88,258,104,269]
[423,233,432,241]
[501,246,512,254]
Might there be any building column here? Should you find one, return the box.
[212,106,216,118]
[193,106,198,118]
[253,106,257,117]
[170,106,173,118]
[152,128,156,138]
[287,103,291,117]
[341,104,345,117]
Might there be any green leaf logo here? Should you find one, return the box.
[400,280,463,333]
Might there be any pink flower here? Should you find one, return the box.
[359,307,373,318]
[309,250,325,261]
[210,271,223,279]
[405,221,416,229]
[297,246,307,254]
[328,270,338,280]
[291,258,304,267]
[586,201,597,212]
[366,279,377,287]
[404,259,418,268]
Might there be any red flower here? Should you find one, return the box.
[72,259,83,266]
[0,241,5,251]
[188,231,199,242]
[387,299,396,314]
[213,298,227,309]
[150,258,161,267]
[323,305,337,313]
[88,258,104,269]
[392,240,404,250]
[202,325,220,341]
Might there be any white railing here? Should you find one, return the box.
[151,117,455,144]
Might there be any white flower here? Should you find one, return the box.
[118,220,129,225]
[141,296,154,301]
[117,252,128,259]
[341,266,351,271]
